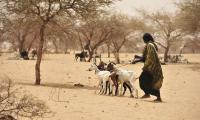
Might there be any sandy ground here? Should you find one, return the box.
[0,53,200,120]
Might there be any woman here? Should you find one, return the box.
[133,33,163,102]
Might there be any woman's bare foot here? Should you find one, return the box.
[154,97,162,102]
[140,94,150,99]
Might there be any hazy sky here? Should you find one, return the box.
[112,0,180,16]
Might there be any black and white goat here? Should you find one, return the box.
[107,62,138,98]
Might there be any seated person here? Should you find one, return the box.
[20,49,29,60]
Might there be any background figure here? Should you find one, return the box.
[20,49,29,60]
[133,33,163,102]
[31,49,37,59]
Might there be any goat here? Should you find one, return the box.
[107,62,138,98]
[109,72,132,96]
[75,51,88,61]
[95,61,130,96]
[97,61,107,71]
[88,63,111,95]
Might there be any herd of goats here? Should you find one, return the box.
[87,61,139,98]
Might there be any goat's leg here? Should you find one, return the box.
[123,83,127,95]
[131,83,138,98]
[126,81,134,98]
[130,81,138,98]
[108,82,112,95]
[105,81,111,95]
[97,81,103,94]
[97,84,102,94]
[109,80,114,96]
[115,82,119,96]
[110,84,115,96]
[96,84,101,94]
[100,81,107,95]
[105,81,108,95]
[119,81,124,96]
[75,55,77,61]
[99,83,104,95]
[129,73,139,98]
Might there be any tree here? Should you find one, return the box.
[139,10,183,62]
[77,17,113,62]
[43,17,77,53]
[3,16,39,53]
[109,14,146,63]
[109,14,129,64]
[176,0,200,34]
[176,0,200,53]
[6,0,116,85]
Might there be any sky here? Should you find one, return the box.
[112,0,181,16]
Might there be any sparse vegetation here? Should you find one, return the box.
[0,77,52,120]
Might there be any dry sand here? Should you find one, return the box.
[0,53,200,120]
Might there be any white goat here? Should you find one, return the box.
[107,62,138,98]
[88,63,111,95]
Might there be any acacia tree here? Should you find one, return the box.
[110,14,146,63]
[139,11,183,62]
[176,0,200,53]
[110,15,129,64]
[176,0,200,34]
[6,0,116,85]
[44,18,76,53]
[3,16,39,53]
[77,18,113,62]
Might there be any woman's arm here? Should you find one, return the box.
[132,55,145,64]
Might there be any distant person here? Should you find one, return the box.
[20,49,29,60]
[133,33,163,102]
[31,49,37,59]
[80,50,88,62]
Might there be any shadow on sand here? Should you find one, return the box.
[16,82,96,90]
[141,99,167,103]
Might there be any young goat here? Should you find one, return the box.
[88,63,111,95]
[107,62,138,98]
[109,72,132,96]
[96,61,128,96]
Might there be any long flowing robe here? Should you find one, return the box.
[142,42,163,90]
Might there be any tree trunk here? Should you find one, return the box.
[107,44,110,58]
[64,40,68,54]
[18,42,23,55]
[53,40,59,53]
[28,33,37,53]
[164,45,170,63]
[19,33,28,54]
[179,45,185,55]
[87,49,94,62]
[114,51,120,64]
[35,24,46,85]
[192,48,195,53]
